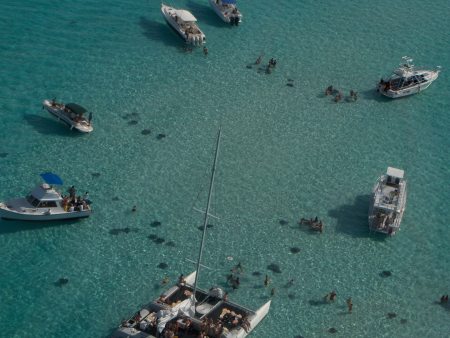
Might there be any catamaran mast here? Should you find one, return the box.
[192,128,221,311]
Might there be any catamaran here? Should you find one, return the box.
[209,0,242,25]
[368,167,407,235]
[377,57,440,98]
[112,129,270,337]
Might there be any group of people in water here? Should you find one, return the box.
[323,291,353,312]
[299,216,324,233]
[325,85,358,102]
[252,54,277,73]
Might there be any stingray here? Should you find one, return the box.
[279,219,288,225]
[158,263,168,269]
[290,247,301,254]
[198,224,214,231]
[267,263,282,274]
[128,120,138,125]
[328,328,337,334]
[151,221,162,227]
[0,152,8,158]
[287,78,294,82]
[165,241,176,247]
[294,336,304,338]
[287,83,294,87]
[288,294,296,300]
[387,312,397,319]
[148,234,158,240]
[154,237,165,244]
[400,319,407,324]
[252,271,262,276]
[157,133,166,140]
[141,129,151,135]
[54,277,69,287]
[91,172,101,178]
[110,227,138,235]
[380,270,392,277]
[112,196,120,201]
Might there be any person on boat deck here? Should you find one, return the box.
[83,191,91,205]
[178,274,186,285]
[68,186,76,199]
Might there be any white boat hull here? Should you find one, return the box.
[368,173,407,235]
[161,4,206,45]
[0,202,91,221]
[0,203,91,221]
[43,100,93,133]
[378,70,439,98]
[208,0,242,24]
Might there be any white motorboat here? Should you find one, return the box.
[42,99,93,133]
[209,0,242,25]
[377,57,440,98]
[368,167,407,236]
[161,4,206,45]
[112,130,270,338]
[0,173,92,221]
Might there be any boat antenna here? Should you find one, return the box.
[192,128,222,312]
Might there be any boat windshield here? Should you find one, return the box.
[26,195,40,207]
[39,201,58,208]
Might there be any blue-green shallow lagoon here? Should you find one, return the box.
[0,0,449,337]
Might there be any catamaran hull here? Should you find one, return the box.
[368,180,407,235]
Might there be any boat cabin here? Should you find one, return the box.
[386,167,404,187]
[26,184,62,207]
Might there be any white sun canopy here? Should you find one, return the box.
[387,167,404,179]
[175,10,197,22]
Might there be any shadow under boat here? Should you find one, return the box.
[328,194,385,239]
[0,218,82,235]
[185,0,230,28]
[138,16,183,48]
[23,114,85,137]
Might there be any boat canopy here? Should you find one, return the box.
[222,0,237,4]
[40,172,63,185]
[387,167,404,179]
[66,103,87,115]
[30,184,62,201]
[175,10,197,22]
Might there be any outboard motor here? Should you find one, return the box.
[229,16,235,25]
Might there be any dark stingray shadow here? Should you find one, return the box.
[328,194,381,239]
[308,298,329,306]
[185,0,230,28]
[0,218,81,234]
[24,114,84,137]
[138,16,183,48]
[109,227,139,235]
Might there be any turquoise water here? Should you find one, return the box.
[0,0,449,337]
